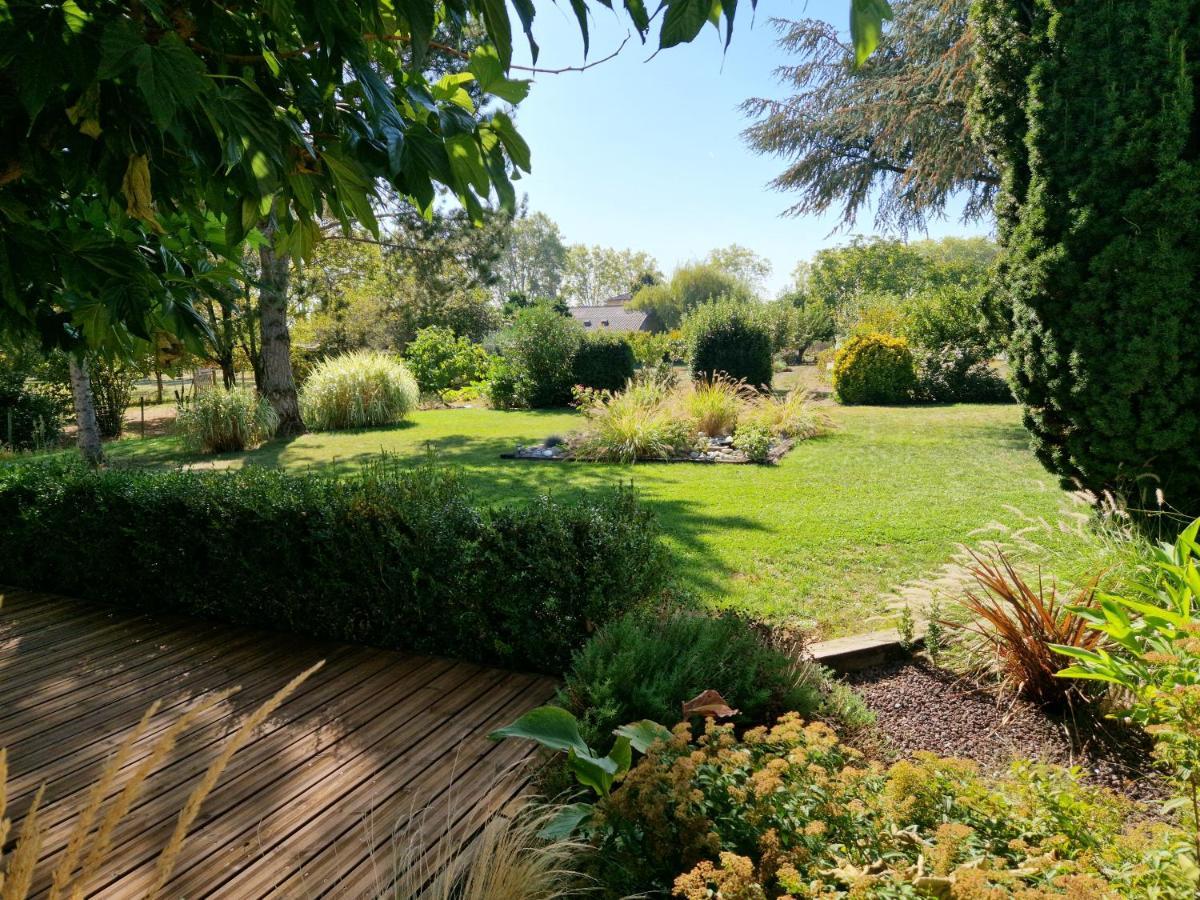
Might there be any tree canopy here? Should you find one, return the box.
[0,0,753,356]
[742,0,994,231]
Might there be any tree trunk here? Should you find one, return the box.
[258,240,305,435]
[69,355,104,466]
[154,366,164,404]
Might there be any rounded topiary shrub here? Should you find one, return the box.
[572,331,636,392]
[299,350,419,430]
[832,333,917,405]
[176,388,278,453]
[682,298,773,389]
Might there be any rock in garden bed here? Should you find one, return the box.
[849,659,1164,804]
[502,435,796,464]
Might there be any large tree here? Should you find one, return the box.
[742,0,996,231]
[972,0,1200,514]
[0,0,755,452]
[493,210,568,301]
[561,245,662,305]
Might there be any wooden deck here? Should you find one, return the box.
[0,587,557,898]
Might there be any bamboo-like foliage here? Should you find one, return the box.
[741,0,996,232]
[949,549,1103,708]
[300,350,420,431]
[176,388,278,454]
[0,663,320,899]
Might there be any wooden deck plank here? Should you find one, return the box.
[1,588,556,899]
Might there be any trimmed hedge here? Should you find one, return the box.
[682,298,774,389]
[572,331,636,392]
[0,459,667,673]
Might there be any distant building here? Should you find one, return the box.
[569,294,662,333]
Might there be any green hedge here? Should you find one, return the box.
[682,298,774,388]
[572,331,636,392]
[0,459,667,673]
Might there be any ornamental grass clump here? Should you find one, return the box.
[175,388,277,453]
[570,378,696,463]
[677,376,746,437]
[741,389,830,440]
[947,548,1103,709]
[299,350,419,431]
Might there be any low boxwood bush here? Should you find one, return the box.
[572,331,635,392]
[299,350,419,430]
[682,298,774,389]
[915,346,1013,403]
[832,332,917,405]
[559,608,864,750]
[176,388,278,453]
[0,459,667,672]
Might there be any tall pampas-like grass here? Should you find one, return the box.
[300,350,420,431]
[176,388,278,453]
[388,801,589,900]
[0,662,320,899]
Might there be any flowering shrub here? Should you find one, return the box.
[832,332,917,405]
[589,714,1192,898]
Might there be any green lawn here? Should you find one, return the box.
[103,398,1094,638]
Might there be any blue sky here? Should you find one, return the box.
[508,0,990,294]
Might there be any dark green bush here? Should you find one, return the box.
[559,607,825,749]
[832,333,917,405]
[915,347,1013,404]
[499,302,584,407]
[682,298,774,388]
[973,0,1200,511]
[0,458,668,673]
[572,331,636,392]
[0,368,68,450]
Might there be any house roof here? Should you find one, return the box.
[569,303,650,333]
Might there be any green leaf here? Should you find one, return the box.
[607,734,632,775]
[613,719,672,754]
[468,46,531,104]
[396,0,436,69]
[488,706,589,754]
[480,0,514,69]
[659,0,712,49]
[850,0,892,67]
[538,803,593,840]
[322,148,380,234]
[98,20,144,78]
[568,746,618,795]
[490,112,531,172]
[446,134,490,196]
[135,33,208,130]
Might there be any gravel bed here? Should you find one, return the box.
[849,659,1163,804]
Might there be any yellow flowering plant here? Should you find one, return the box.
[586,714,1192,898]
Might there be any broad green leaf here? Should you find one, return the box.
[468,46,531,105]
[396,0,436,69]
[659,0,712,50]
[613,719,672,754]
[488,705,589,755]
[490,112,531,172]
[446,134,490,196]
[322,148,380,234]
[538,803,593,840]
[607,734,632,775]
[480,0,514,69]
[850,0,892,66]
[134,33,208,130]
[568,746,618,795]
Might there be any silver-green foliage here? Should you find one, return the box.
[176,388,278,454]
[300,351,419,431]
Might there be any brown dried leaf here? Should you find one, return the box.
[681,689,739,720]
